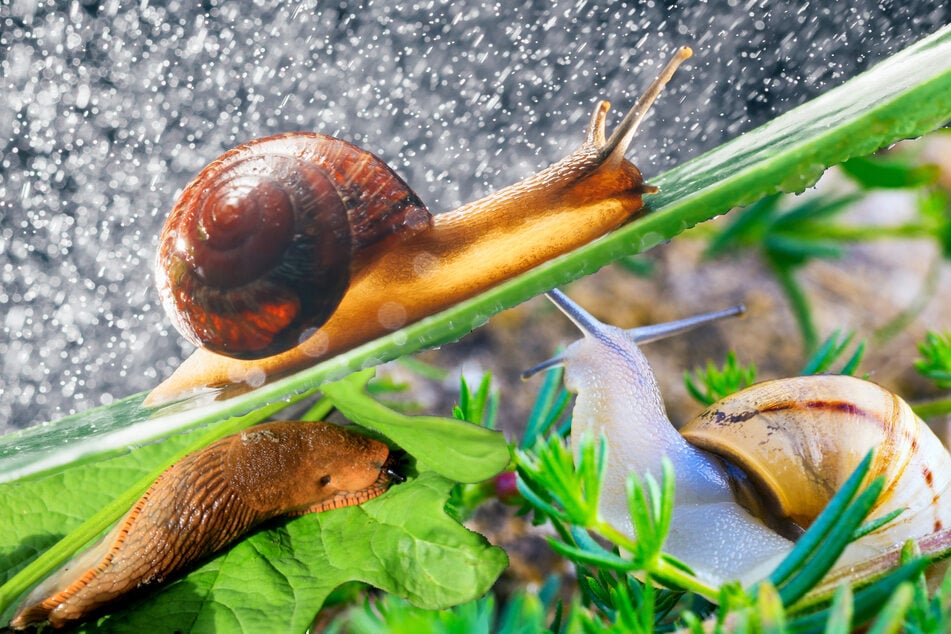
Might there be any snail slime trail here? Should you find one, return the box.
[529,289,951,589]
[10,421,401,630]
[146,47,694,406]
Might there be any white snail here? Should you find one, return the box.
[528,289,951,588]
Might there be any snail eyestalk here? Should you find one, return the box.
[523,290,744,379]
[603,45,693,161]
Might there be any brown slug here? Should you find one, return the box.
[10,421,400,629]
[145,47,694,406]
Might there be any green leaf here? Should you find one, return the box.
[767,451,877,596]
[865,582,914,634]
[915,331,951,389]
[840,155,940,189]
[757,582,787,634]
[917,187,951,259]
[684,351,758,406]
[823,585,854,634]
[89,472,506,632]
[0,372,509,629]
[1,458,506,631]
[521,366,570,447]
[800,330,866,376]
[320,370,509,483]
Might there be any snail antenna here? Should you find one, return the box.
[603,46,692,162]
[544,289,610,338]
[629,305,745,344]
[522,290,745,379]
[522,289,612,379]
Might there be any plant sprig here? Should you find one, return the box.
[684,330,865,407]
[514,380,946,632]
[685,352,758,406]
[915,331,951,390]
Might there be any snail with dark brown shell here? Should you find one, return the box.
[156,134,433,360]
[10,421,401,630]
[146,47,694,406]
[527,289,951,588]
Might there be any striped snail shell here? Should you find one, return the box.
[155,133,432,359]
[11,421,401,630]
[682,375,950,552]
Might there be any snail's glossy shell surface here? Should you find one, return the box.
[155,133,431,359]
[682,374,951,543]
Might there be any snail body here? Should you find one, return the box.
[11,421,399,629]
[531,289,951,587]
[146,47,694,406]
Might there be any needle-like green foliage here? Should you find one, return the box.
[684,330,866,407]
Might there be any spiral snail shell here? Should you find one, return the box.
[146,47,694,406]
[528,289,951,588]
[10,421,400,630]
[156,134,432,360]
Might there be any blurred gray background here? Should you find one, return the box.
[1,0,948,431]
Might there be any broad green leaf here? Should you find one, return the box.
[0,429,200,624]
[0,372,509,629]
[320,370,509,483]
[80,472,506,633]
[0,447,506,630]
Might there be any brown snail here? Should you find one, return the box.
[526,289,951,587]
[10,421,401,629]
[145,47,694,406]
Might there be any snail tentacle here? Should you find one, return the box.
[602,46,693,162]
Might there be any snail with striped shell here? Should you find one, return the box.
[10,421,401,629]
[145,47,695,406]
[526,289,951,588]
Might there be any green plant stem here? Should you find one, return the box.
[813,223,939,241]
[771,261,818,352]
[592,519,719,600]
[686,219,940,243]
[875,254,942,343]
[911,396,951,420]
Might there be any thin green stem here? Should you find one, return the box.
[592,520,719,600]
[812,223,936,241]
[911,396,951,420]
[771,261,818,353]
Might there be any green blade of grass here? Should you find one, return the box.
[768,451,875,589]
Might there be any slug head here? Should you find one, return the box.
[227,421,396,515]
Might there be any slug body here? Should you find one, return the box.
[533,290,951,588]
[11,421,398,629]
[146,48,694,406]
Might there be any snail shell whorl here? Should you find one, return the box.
[682,374,951,547]
[11,421,396,629]
[155,133,432,359]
